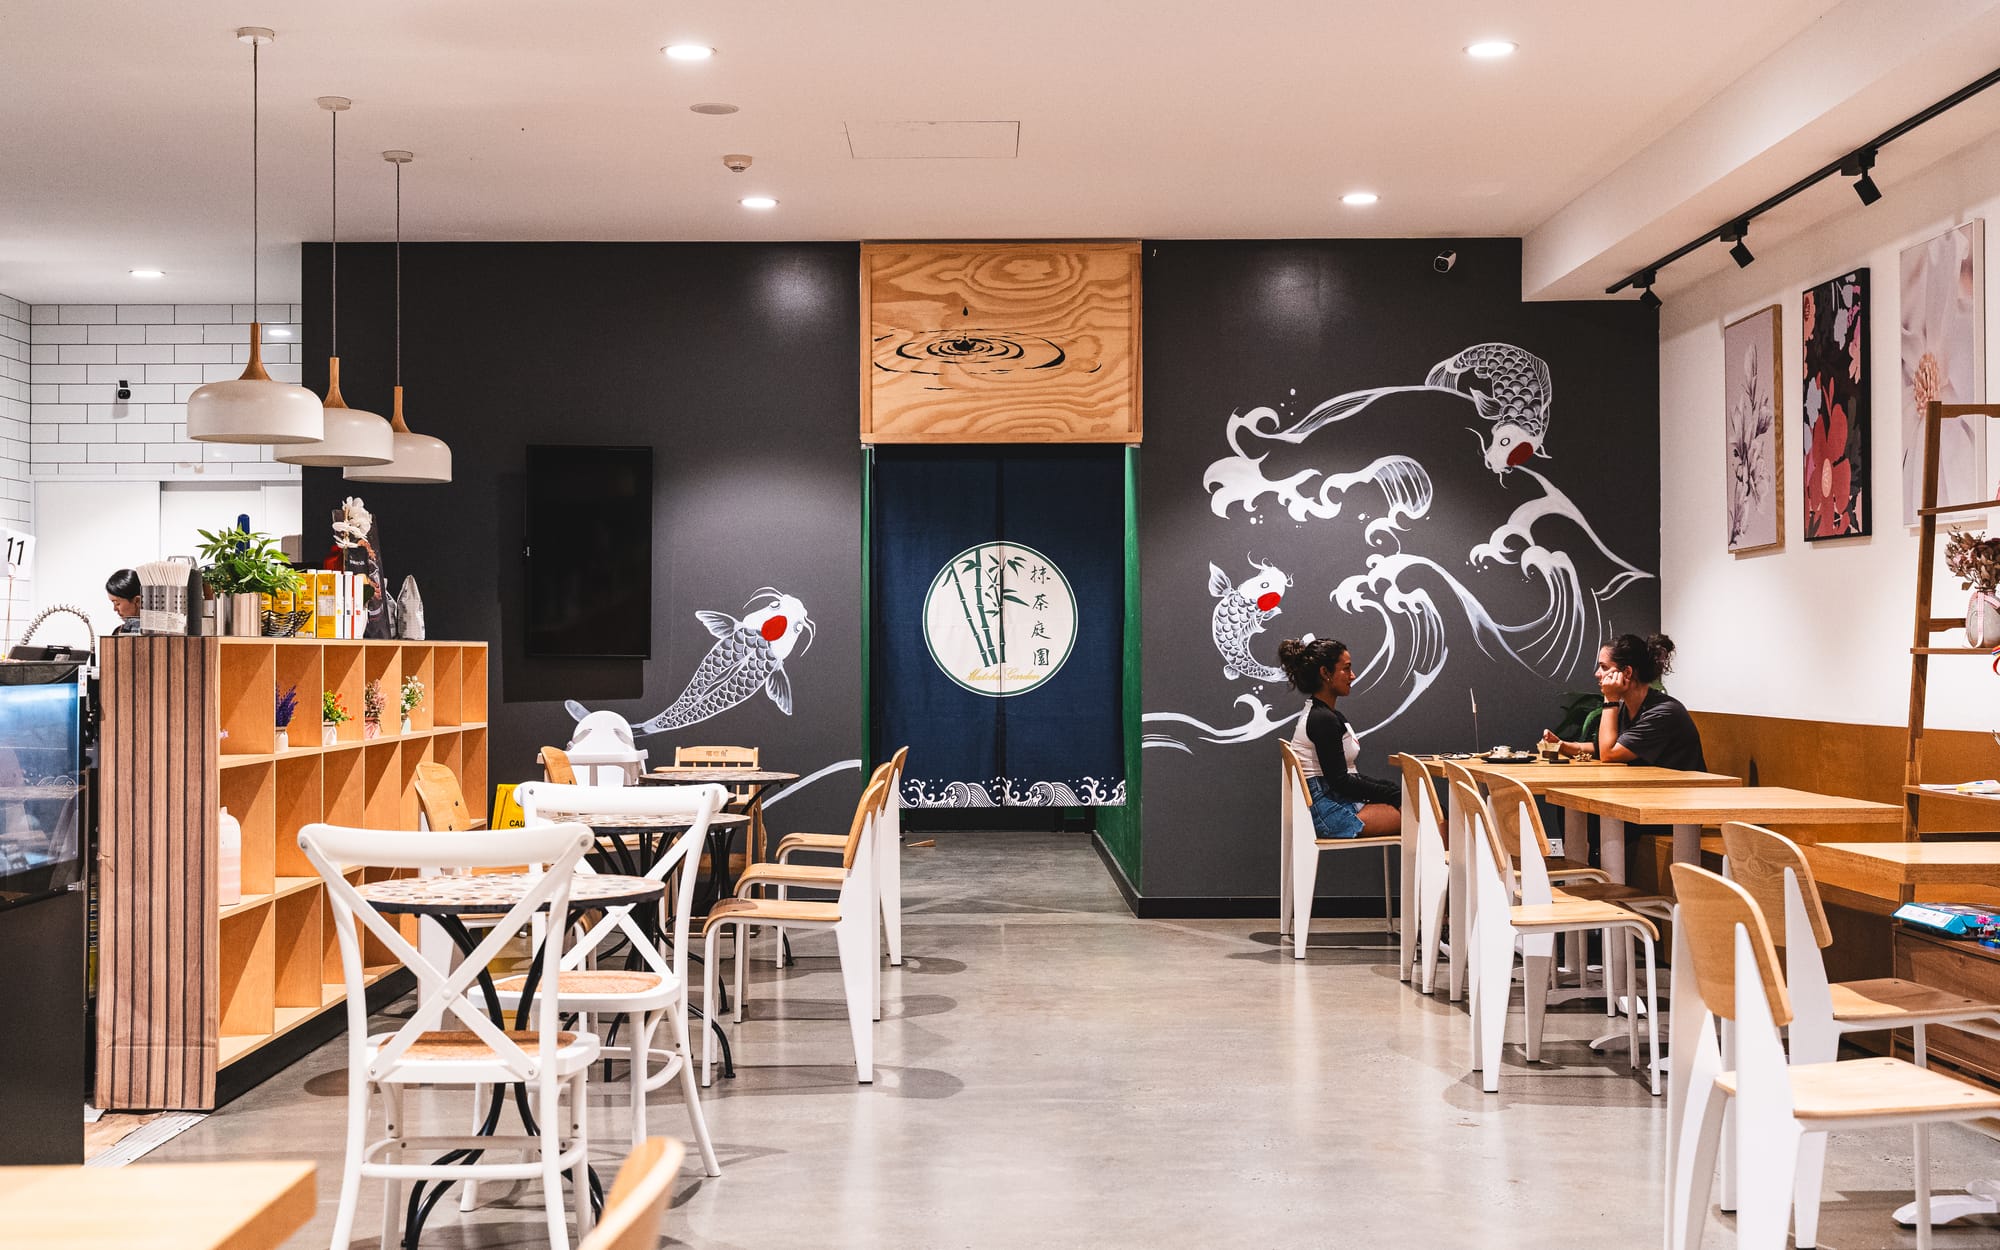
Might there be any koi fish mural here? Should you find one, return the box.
[565,588,816,736]
[1270,341,1554,478]
[1146,341,1653,751]
[1208,559,1289,683]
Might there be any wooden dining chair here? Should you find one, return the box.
[675,744,764,858]
[1720,821,2000,1246]
[1665,863,2000,1250]
[701,774,887,1085]
[1388,754,1450,993]
[775,746,910,965]
[578,1137,686,1250]
[540,746,578,785]
[414,761,473,833]
[1278,739,1399,959]
[1455,778,1661,1094]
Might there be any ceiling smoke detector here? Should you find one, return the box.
[690,102,739,116]
[723,154,752,173]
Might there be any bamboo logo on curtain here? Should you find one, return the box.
[923,542,1076,696]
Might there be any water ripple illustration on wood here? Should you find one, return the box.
[861,242,1142,443]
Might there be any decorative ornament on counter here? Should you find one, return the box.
[396,575,425,640]
[1946,530,2000,646]
[331,496,393,639]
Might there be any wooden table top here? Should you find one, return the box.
[552,811,748,829]
[358,872,662,915]
[1808,841,2000,889]
[1540,785,1904,825]
[0,1160,314,1250]
[644,767,798,784]
[1457,761,1741,794]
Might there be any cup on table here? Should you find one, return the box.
[1537,740,1560,762]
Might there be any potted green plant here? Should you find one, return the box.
[274,684,298,752]
[1946,530,2000,646]
[195,525,303,636]
[399,674,424,735]
[322,689,350,746]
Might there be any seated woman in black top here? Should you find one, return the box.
[1540,632,1706,770]
[1276,637,1401,839]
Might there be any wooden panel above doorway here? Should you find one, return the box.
[860,242,1142,444]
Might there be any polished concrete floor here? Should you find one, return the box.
[152,832,2000,1248]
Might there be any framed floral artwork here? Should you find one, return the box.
[1724,305,1782,552]
[1802,269,1870,540]
[1899,221,1985,525]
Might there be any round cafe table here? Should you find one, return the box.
[640,767,799,895]
[356,871,661,1248]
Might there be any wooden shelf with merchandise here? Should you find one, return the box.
[97,635,490,1111]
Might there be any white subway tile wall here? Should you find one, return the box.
[28,303,305,480]
[0,293,30,644]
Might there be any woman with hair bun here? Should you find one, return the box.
[1276,636,1401,839]
[1541,632,1706,770]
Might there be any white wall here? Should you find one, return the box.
[1661,127,2000,732]
[0,294,31,649]
[28,302,302,478]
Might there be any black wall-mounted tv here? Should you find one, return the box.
[525,444,653,659]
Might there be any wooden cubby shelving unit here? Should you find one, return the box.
[97,635,489,1110]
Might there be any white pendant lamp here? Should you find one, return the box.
[280,97,393,466]
[345,151,452,484]
[187,28,324,446]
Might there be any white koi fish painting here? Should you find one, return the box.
[1146,340,1653,752]
[1208,559,1289,683]
[566,589,815,736]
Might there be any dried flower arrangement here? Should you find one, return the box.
[363,679,385,725]
[1945,530,2000,593]
[275,684,298,730]
[400,675,425,716]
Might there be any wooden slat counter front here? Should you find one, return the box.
[0,1160,314,1250]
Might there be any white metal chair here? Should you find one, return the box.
[756,761,896,974]
[1388,753,1450,992]
[1665,863,2000,1250]
[1455,779,1661,1095]
[301,822,600,1250]
[702,773,886,1085]
[504,780,729,1175]
[775,745,910,966]
[1719,822,2000,1246]
[1278,739,1398,959]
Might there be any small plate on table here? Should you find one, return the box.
[1482,752,1538,764]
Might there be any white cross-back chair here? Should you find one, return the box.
[1278,739,1399,959]
[1665,863,2000,1250]
[301,822,601,1250]
[702,773,886,1085]
[504,780,729,1175]
[1455,779,1661,1095]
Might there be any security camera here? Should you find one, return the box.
[722,154,752,173]
[115,379,132,400]
[1433,251,1458,274]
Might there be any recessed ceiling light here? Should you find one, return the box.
[740,196,778,210]
[1465,39,1518,59]
[689,102,740,116]
[1340,192,1379,206]
[129,268,165,279]
[664,44,714,61]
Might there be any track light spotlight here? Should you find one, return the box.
[1720,220,1754,268]
[1635,269,1662,308]
[1841,148,1883,205]
[1640,286,1663,310]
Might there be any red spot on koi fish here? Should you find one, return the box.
[1506,441,1536,467]
[760,615,788,642]
[1255,592,1282,611]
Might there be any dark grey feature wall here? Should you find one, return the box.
[301,243,864,836]
[1137,239,1659,900]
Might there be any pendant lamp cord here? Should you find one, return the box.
[330,107,339,355]
[251,38,259,315]
[393,161,402,386]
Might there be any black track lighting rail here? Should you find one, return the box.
[1607,65,2000,299]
